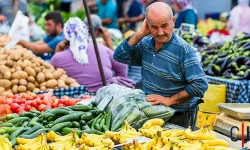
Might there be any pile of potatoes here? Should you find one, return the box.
[0,47,80,96]
[0,35,11,47]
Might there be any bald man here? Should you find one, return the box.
[114,2,208,128]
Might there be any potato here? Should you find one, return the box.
[27,82,36,91]
[57,68,66,74]
[0,65,9,74]
[0,74,3,79]
[27,76,35,83]
[18,85,27,93]
[4,71,11,79]
[0,55,7,61]
[34,67,41,74]
[37,72,45,83]
[19,79,27,86]
[58,79,66,88]
[1,91,13,96]
[0,87,5,93]
[34,81,39,87]
[45,79,57,88]
[43,62,53,69]
[10,51,21,61]
[15,66,22,71]
[5,59,15,68]
[53,71,62,80]
[0,61,6,65]
[10,68,16,73]
[0,79,11,89]
[40,86,46,90]
[12,85,18,94]
[24,67,36,77]
[33,88,40,93]
[23,60,32,67]
[23,53,33,60]
[12,71,28,79]
[45,72,53,80]
[16,60,23,67]
[39,82,46,88]
[65,78,76,85]
[11,79,19,86]
[70,82,80,87]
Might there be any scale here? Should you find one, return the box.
[213,103,250,140]
[175,23,195,36]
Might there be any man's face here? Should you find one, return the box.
[45,19,57,36]
[147,14,175,45]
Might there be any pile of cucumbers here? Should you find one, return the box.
[0,102,112,146]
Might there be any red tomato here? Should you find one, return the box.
[67,99,76,106]
[5,98,13,105]
[10,103,19,112]
[35,99,42,105]
[57,103,64,107]
[20,104,25,108]
[25,101,32,106]
[45,105,52,110]
[30,107,36,110]
[20,98,26,104]
[38,104,46,111]
[4,105,12,114]
[30,100,37,107]
[24,105,32,111]
[15,99,21,104]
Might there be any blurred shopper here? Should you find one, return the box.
[18,11,64,61]
[52,18,135,92]
[0,0,29,25]
[227,0,250,35]
[168,0,198,28]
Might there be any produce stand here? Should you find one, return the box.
[207,76,250,103]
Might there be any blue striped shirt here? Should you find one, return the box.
[113,33,208,111]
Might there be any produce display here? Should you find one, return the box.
[0,102,112,148]
[0,47,80,96]
[181,32,210,48]
[201,32,250,80]
[0,93,83,115]
[0,35,11,47]
[197,18,226,36]
[0,118,235,150]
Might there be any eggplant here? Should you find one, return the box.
[218,52,228,58]
[243,45,250,51]
[205,49,218,55]
[233,56,250,66]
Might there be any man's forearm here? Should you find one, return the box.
[169,90,191,105]
[128,15,144,23]
[128,32,145,46]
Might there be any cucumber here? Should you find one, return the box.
[91,101,97,107]
[99,118,105,128]
[14,122,23,127]
[0,123,13,127]
[2,133,9,138]
[90,109,102,116]
[21,121,29,127]
[91,113,102,129]
[0,128,6,134]
[68,105,93,111]
[82,125,90,130]
[94,124,101,131]
[54,112,84,124]
[80,112,93,121]
[43,112,54,120]
[80,120,86,126]
[28,117,39,127]
[9,127,29,140]
[30,110,41,115]
[50,108,71,116]
[83,129,104,135]
[1,127,20,134]
[0,117,6,122]
[87,118,95,126]
[6,117,29,124]
[102,125,109,132]
[6,113,19,120]
[20,112,37,118]
[62,127,83,136]
[58,107,73,112]
[72,121,80,128]
[20,128,49,139]
[21,126,42,135]
[105,111,112,130]
[11,138,17,146]
[51,122,72,132]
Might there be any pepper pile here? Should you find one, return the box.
[201,33,250,80]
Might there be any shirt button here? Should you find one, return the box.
[153,54,155,57]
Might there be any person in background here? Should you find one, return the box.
[0,0,29,25]
[18,11,64,61]
[84,14,113,50]
[88,0,118,29]
[52,18,135,92]
[114,2,208,128]
[168,0,198,29]
[60,0,73,12]
[227,0,250,35]
[118,0,144,30]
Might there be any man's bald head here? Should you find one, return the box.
[145,2,173,20]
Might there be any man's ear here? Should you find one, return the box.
[172,17,176,24]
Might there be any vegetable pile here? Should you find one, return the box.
[0,47,80,96]
[201,33,250,80]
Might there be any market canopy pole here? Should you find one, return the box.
[82,0,107,86]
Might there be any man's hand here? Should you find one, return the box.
[118,17,128,23]
[100,27,113,50]
[0,15,6,23]
[146,94,173,106]
[138,19,150,37]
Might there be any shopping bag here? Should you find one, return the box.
[199,84,226,112]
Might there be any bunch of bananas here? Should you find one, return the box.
[48,130,80,150]
[16,133,49,150]
[0,135,12,150]
[78,133,114,149]
[105,121,142,144]
[184,126,216,140]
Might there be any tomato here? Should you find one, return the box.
[30,100,37,107]
[51,102,58,108]
[38,104,46,111]
[67,99,76,106]
[5,98,13,105]
[25,101,32,106]
[15,99,21,104]
[20,98,26,104]
[57,103,64,107]
[16,107,25,114]
[20,104,25,108]
[0,106,5,115]
[24,105,32,111]
[4,105,11,114]
[10,103,19,112]
[35,99,42,105]
[30,107,36,110]
[45,105,52,110]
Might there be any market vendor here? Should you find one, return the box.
[18,11,64,61]
[51,18,135,93]
[114,2,208,128]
